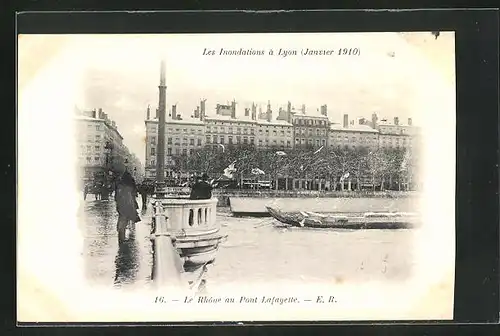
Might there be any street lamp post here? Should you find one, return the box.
[102,141,113,200]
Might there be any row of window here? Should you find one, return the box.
[80,145,102,152]
[380,138,410,144]
[295,129,327,136]
[81,134,101,142]
[207,126,255,135]
[207,127,294,136]
[295,138,327,146]
[147,127,415,140]
[331,134,378,140]
[150,137,203,146]
[86,124,101,131]
[148,127,204,134]
[81,156,102,163]
[293,119,328,127]
[167,138,203,146]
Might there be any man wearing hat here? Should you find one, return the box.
[189,173,213,200]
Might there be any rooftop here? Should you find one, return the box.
[292,114,329,120]
[75,115,102,122]
[329,123,379,133]
[74,112,123,139]
[256,119,292,127]
[204,114,293,126]
[204,114,254,123]
[146,117,205,125]
[378,120,413,127]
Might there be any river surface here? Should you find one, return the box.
[81,197,415,290]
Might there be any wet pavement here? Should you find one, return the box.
[79,196,154,289]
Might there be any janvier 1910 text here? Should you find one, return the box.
[202,47,360,57]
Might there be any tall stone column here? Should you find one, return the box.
[155,60,167,197]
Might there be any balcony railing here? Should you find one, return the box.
[153,198,218,235]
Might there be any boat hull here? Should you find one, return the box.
[266,206,419,229]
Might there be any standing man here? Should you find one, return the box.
[115,164,141,243]
[189,173,213,200]
[94,182,101,200]
[83,183,89,200]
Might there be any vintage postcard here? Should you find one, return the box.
[17,31,456,322]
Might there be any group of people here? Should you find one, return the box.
[83,182,111,200]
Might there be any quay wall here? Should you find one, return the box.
[214,190,418,207]
[157,187,418,208]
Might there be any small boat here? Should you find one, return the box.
[265,206,419,230]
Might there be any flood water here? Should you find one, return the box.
[81,197,414,290]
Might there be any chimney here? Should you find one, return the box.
[231,100,236,119]
[251,103,257,120]
[172,104,177,119]
[266,100,272,122]
[287,101,292,123]
[343,114,348,128]
[320,104,327,116]
[92,109,97,118]
[146,105,151,120]
[408,117,413,126]
[244,108,250,117]
[394,117,399,125]
[371,112,378,129]
[359,118,365,125]
[301,104,306,114]
[200,99,206,121]
[216,104,220,115]
[194,106,200,118]
[98,108,104,119]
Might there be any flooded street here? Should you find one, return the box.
[80,197,415,290]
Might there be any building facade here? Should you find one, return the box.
[292,113,329,149]
[143,64,420,181]
[145,113,205,180]
[376,117,420,150]
[328,123,379,151]
[144,107,420,176]
[76,107,143,184]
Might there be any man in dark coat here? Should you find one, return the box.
[83,183,89,200]
[189,173,213,200]
[115,167,141,243]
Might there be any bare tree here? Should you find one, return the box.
[365,149,389,191]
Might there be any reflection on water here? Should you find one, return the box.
[114,230,139,286]
[82,200,415,289]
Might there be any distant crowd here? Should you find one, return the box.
[82,172,214,206]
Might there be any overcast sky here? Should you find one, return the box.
[74,32,454,163]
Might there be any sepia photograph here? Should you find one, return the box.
[17,31,456,322]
